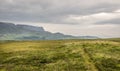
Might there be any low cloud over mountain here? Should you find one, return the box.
[0,22,98,40]
[0,0,120,38]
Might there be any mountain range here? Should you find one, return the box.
[0,22,99,40]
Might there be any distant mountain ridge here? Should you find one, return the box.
[0,22,99,40]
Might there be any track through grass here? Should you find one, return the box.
[81,46,98,71]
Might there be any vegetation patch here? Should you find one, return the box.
[0,39,120,71]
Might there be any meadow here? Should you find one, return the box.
[0,39,120,71]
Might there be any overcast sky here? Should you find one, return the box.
[0,0,120,38]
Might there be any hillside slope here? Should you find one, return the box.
[0,22,98,40]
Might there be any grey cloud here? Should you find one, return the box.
[96,18,120,24]
[0,0,120,24]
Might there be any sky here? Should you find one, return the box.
[0,0,120,38]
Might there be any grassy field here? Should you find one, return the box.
[0,39,120,71]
